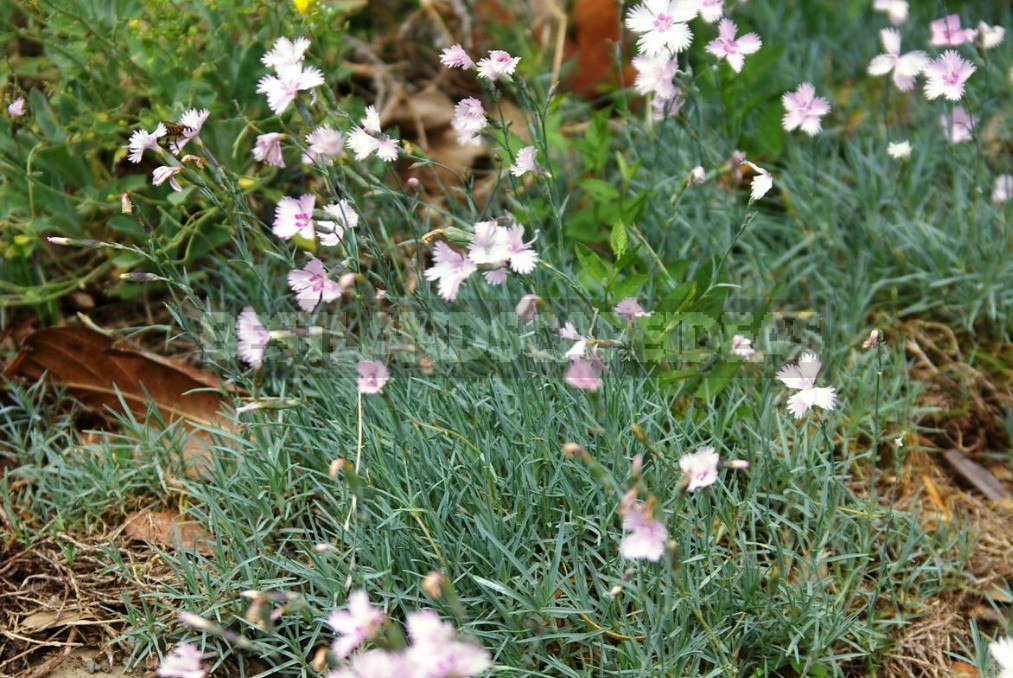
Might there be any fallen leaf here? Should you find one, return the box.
[19,609,105,632]
[3,326,231,429]
[942,448,1012,501]
[123,510,214,554]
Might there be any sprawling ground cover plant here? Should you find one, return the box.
[2,0,1012,676]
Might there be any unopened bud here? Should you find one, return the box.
[178,611,214,632]
[861,329,880,350]
[514,294,540,323]
[726,459,750,470]
[329,458,350,479]
[688,165,706,184]
[422,571,445,599]
[561,442,584,458]
[118,272,165,282]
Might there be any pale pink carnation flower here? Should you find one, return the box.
[741,160,772,201]
[614,297,651,321]
[990,637,1013,678]
[867,29,928,92]
[346,106,399,162]
[861,329,881,350]
[7,96,26,118]
[476,50,521,81]
[451,97,486,146]
[468,221,511,265]
[169,108,210,155]
[439,44,475,70]
[328,649,406,678]
[923,51,975,101]
[317,200,358,246]
[303,125,343,164]
[651,92,685,120]
[679,447,720,491]
[152,166,183,192]
[356,361,390,394]
[253,132,285,167]
[326,590,385,658]
[515,294,540,323]
[510,146,542,176]
[689,165,706,184]
[405,609,492,677]
[625,0,699,57]
[273,194,317,240]
[705,19,762,73]
[157,643,206,678]
[873,0,908,26]
[425,241,478,302]
[560,322,588,360]
[236,306,270,369]
[619,491,668,561]
[731,334,756,359]
[632,55,679,100]
[564,359,602,391]
[127,123,167,163]
[776,352,837,419]
[288,258,343,312]
[782,83,830,136]
[698,0,723,23]
[978,22,1005,50]
[940,106,976,143]
[503,225,539,274]
[929,14,976,47]
[993,175,1013,204]
[256,63,325,115]
[262,36,311,70]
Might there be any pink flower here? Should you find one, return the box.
[262,36,311,70]
[679,447,720,491]
[776,352,837,419]
[303,125,343,164]
[731,334,756,359]
[256,63,325,115]
[273,194,317,240]
[467,221,511,265]
[288,258,343,312]
[698,0,723,23]
[7,96,25,118]
[157,643,206,678]
[651,93,685,120]
[346,106,399,162]
[439,44,475,70]
[929,14,976,47]
[614,297,651,321]
[564,359,602,391]
[782,83,830,136]
[924,51,975,101]
[741,160,772,201]
[705,19,762,73]
[940,106,976,143]
[357,361,390,394]
[253,132,285,167]
[127,123,167,163]
[625,0,698,56]
[236,306,270,369]
[169,108,210,155]
[451,97,486,146]
[632,55,680,100]
[867,28,928,92]
[503,225,539,274]
[872,0,908,26]
[424,241,477,301]
[326,590,385,658]
[405,610,492,677]
[560,322,588,360]
[152,166,183,192]
[329,649,406,678]
[861,329,880,350]
[618,491,668,561]
[317,200,358,246]
[510,146,542,176]
[515,294,540,322]
[476,50,520,81]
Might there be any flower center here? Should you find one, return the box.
[653,13,674,32]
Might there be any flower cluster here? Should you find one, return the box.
[424,218,538,301]
[439,44,520,82]
[325,591,491,678]
[256,36,324,116]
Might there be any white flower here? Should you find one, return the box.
[731,334,756,359]
[424,241,478,302]
[346,106,399,162]
[510,146,542,177]
[262,36,311,70]
[451,97,486,146]
[978,22,1005,50]
[302,125,343,164]
[990,637,1013,678]
[317,200,358,246]
[476,50,521,81]
[625,0,698,56]
[127,123,167,163]
[151,165,183,191]
[993,174,1013,204]
[236,307,270,369]
[679,447,720,491]
[7,96,26,118]
[887,140,911,160]
[253,132,285,167]
[632,55,680,100]
[867,28,928,92]
[940,106,976,144]
[741,160,772,202]
[776,352,837,419]
[169,108,210,155]
[872,0,908,25]
[698,0,723,23]
[256,63,324,115]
